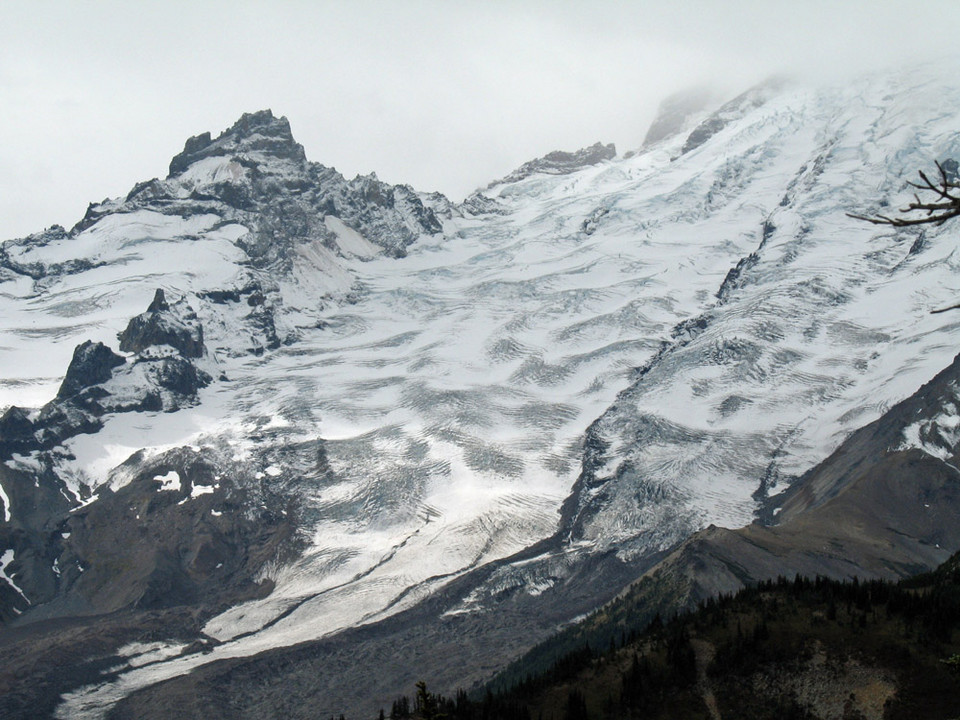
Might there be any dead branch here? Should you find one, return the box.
[847,161,960,227]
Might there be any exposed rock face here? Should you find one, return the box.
[0,445,296,720]
[942,157,959,182]
[119,289,204,358]
[0,406,32,445]
[56,341,126,400]
[168,110,307,177]
[489,141,616,187]
[680,78,785,155]
[0,280,230,641]
[159,109,441,262]
[25,445,294,620]
[130,353,212,401]
[0,291,212,466]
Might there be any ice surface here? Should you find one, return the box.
[562,68,960,556]
[114,641,189,668]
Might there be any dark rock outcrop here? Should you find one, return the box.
[681,78,785,156]
[56,341,126,400]
[140,354,211,399]
[942,157,959,182]
[0,291,212,465]
[490,142,616,187]
[0,407,34,447]
[0,446,297,720]
[119,289,204,358]
[168,110,306,177]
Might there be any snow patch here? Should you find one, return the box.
[115,641,189,668]
[0,549,29,604]
[325,216,379,259]
[0,481,10,522]
[70,494,99,512]
[154,471,181,492]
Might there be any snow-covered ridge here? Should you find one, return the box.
[561,67,960,559]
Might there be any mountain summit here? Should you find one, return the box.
[168,109,307,176]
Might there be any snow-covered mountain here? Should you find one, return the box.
[3,63,960,718]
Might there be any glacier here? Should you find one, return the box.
[1,63,960,717]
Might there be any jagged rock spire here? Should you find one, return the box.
[168,109,306,176]
[118,290,204,358]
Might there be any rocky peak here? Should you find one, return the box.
[489,141,616,187]
[60,109,445,265]
[118,290,204,358]
[147,287,169,313]
[56,341,126,400]
[680,77,787,156]
[168,109,306,177]
[350,172,395,209]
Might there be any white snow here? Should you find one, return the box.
[174,156,248,189]
[325,216,379,259]
[6,452,45,475]
[154,471,181,492]
[0,480,10,522]
[0,549,29,604]
[0,210,250,410]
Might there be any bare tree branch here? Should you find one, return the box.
[848,161,960,227]
[850,160,960,313]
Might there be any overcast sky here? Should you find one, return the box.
[2,1,959,240]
